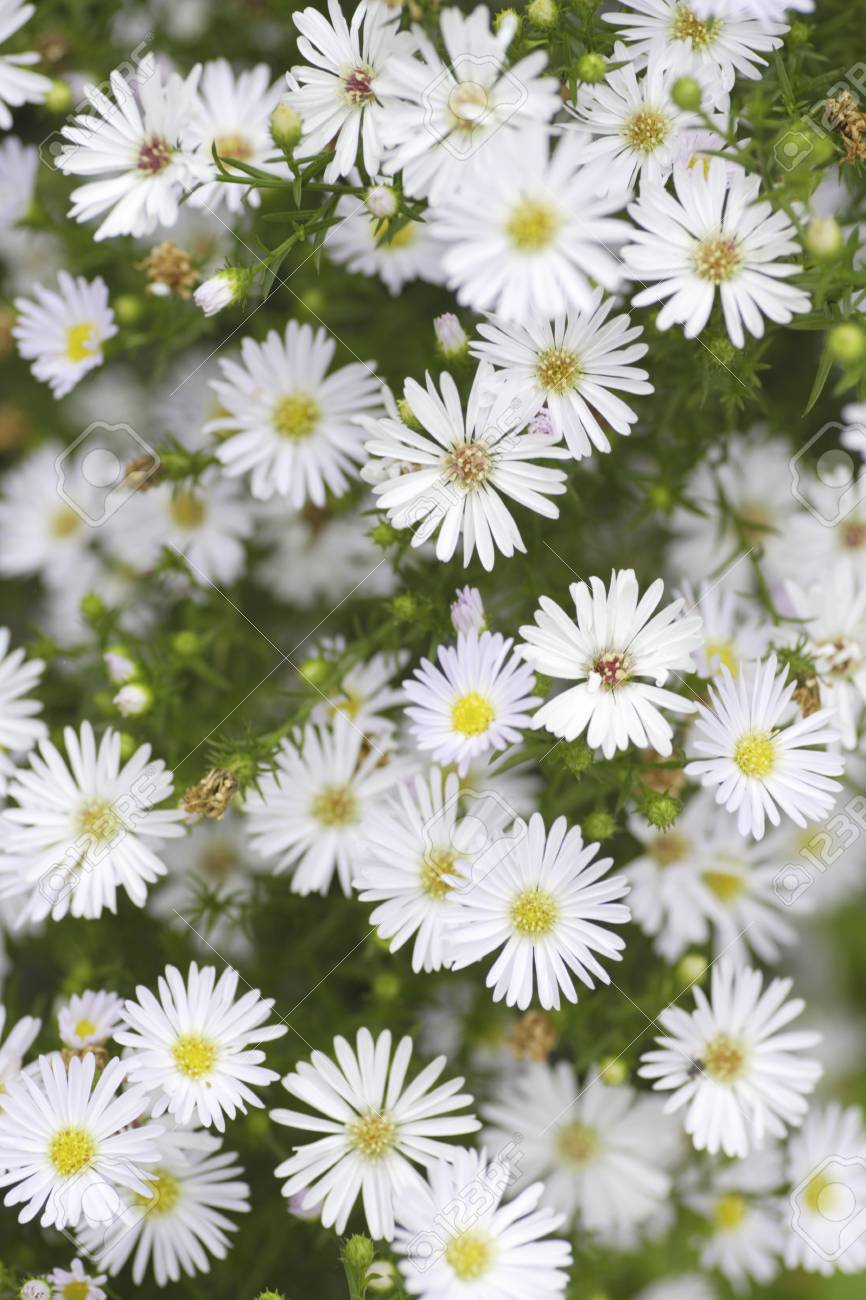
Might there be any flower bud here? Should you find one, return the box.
[434,312,468,360]
[451,585,486,634]
[643,790,682,830]
[113,682,153,717]
[576,52,606,83]
[677,952,709,986]
[672,76,702,111]
[598,1056,628,1086]
[806,216,842,260]
[270,102,302,151]
[20,1282,51,1300]
[193,268,253,317]
[366,184,398,218]
[829,322,866,366]
[582,809,617,841]
[104,646,135,684]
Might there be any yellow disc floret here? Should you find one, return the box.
[733,730,776,779]
[451,690,495,736]
[49,1126,96,1177]
[510,886,559,937]
[172,1032,217,1079]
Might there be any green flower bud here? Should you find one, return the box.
[828,322,866,366]
[172,630,201,657]
[343,1235,376,1272]
[677,952,709,986]
[298,656,330,686]
[671,76,702,111]
[582,809,617,841]
[576,52,606,83]
[373,971,401,1001]
[371,522,400,548]
[642,791,682,830]
[391,593,417,622]
[113,293,145,325]
[44,78,72,113]
[494,8,521,36]
[397,397,422,431]
[806,216,843,260]
[598,1056,628,1086]
[559,739,593,776]
[80,592,106,621]
[270,102,303,152]
[527,0,558,27]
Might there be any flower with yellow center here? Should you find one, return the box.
[446,1231,494,1280]
[624,106,670,154]
[350,1110,397,1160]
[76,798,123,844]
[311,783,359,827]
[694,235,744,284]
[650,831,690,867]
[556,1121,600,1166]
[50,505,84,538]
[670,5,721,49]
[446,440,493,490]
[65,321,96,362]
[61,1281,92,1300]
[701,868,746,904]
[701,1033,748,1084]
[273,392,320,440]
[536,347,581,395]
[712,1192,747,1231]
[420,846,461,898]
[74,1017,98,1039]
[451,690,496,737]
[49,1125,97,1177]
[169,492,207,529]
[505,198,561,252]
[705,639,738,675]
[136,1166,183,1214]
[733,730,776,779]
[510,886,559,937]
[172,1032,218,1080]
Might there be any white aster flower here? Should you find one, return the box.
[403,630,536,776]
[784,566,866,749]
[624,159,811,348]
[271,1027,480,1240]
[393,1145,572,1298]
[483,1062,677,1240]
[381,6,561,203]
[13,272,116,399]
[188,59,289,212]
[450,811,630,1010]
[0,1053,161,1229]
[326,199,446,296]
[571,46,708,194]
[519,569,703,758]
[58,988,124,1049]
[58,54,211,241]
[285,0,417,181]
[361,366,568,570]
[685,654,844,840]
[115,961,288,1133]
[0,134,36,231]
[255,505,395,608]
[0,0,50,129]
[206,320,384,503]
[244,712,405,895]
[309,641,407,735]
[471,292,653,461]
[450,585,486,634]
[0,625,45,787]
[603,0,785,105]
[679,578,770,679]
[0,1002,40,1089]
[47,1259,107,1300]
[431,127,632,321]
[687,1147,785,1291]
[0,721,186,923]
[639,959,822,1157]
[77,1121,250,1286]
[785,1102,866,1276]
[355,765,515,973]
[459,745,542,820]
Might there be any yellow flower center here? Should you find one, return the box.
[705,639,738,674]
[702,868,745,903]
[505,198,560,252]
[624,106,670,153]
[557,1121,600,1166]
[449,80,490,130]
[169,492,206,529]
[451,690,495,736]
[215,133,252,160]
[694,235,744,284]
[49,1126,96,1177]
[446,1231,493,1280]
[733,730,776,779]
[74,1016,97,1039]
[536,347,581,395]
[350,1110,396,1159]
[650,832,689,867]
[66,322,97,362]
[420,846,460,898]
[50,506,83,538]
[135,1167,182,1215]
[76,799,122,844]
[713,1193,747,1231]
[447,440,492,489]
[172,1032,217,1079]
[200,842,239,883]
[311,783,359,827]
[274,392,320,440]
[803,1169,847,1216]
[376,218,417,250]
[510,886,559,937]
[62,1283,91,1300]
[671,5,721,49]
[702,1033,748,1084]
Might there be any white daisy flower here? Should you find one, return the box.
[431,126,632,321]
[694,0,809,25]
[483,1062,677,1240]
[685,654,844,840]
[624,159,811,348]
[0,625,45,787]
[0,1002,40,1089]
[354,765,515,973]
[325,198,446,296]
[255,505,395,608]
[188,59,289,213]
[0,1053,161,1230]
[470,292,653,461]
[381,7,561,203]
[785,1102,866,1276]
[603,0,785,104]
[13,272,116,399]
[47,1259,107,1300]
[784,566,866,749]
[0,723,185,924]
[244,712,405,896]
[57,988,124,1050]
[58,54,212,241]
[518,569,703,758]
[571,46,709,194]
[77,1121,250,1286]
[308,641,407,735]
[639,959,822,1157]
[393,1145,571,1297]
[271,1027,480,1240]
[687,1147,785,1290]
[0,134,36,231]
[403,630,536,776]
[105,470,254,586]
[360,365,568,570]
[679,578,770,679]
[450,811,630,1010]
[206,320,384,503]
[0,0,50,129]
[115,961,288,1133]
[285,0,418,182]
